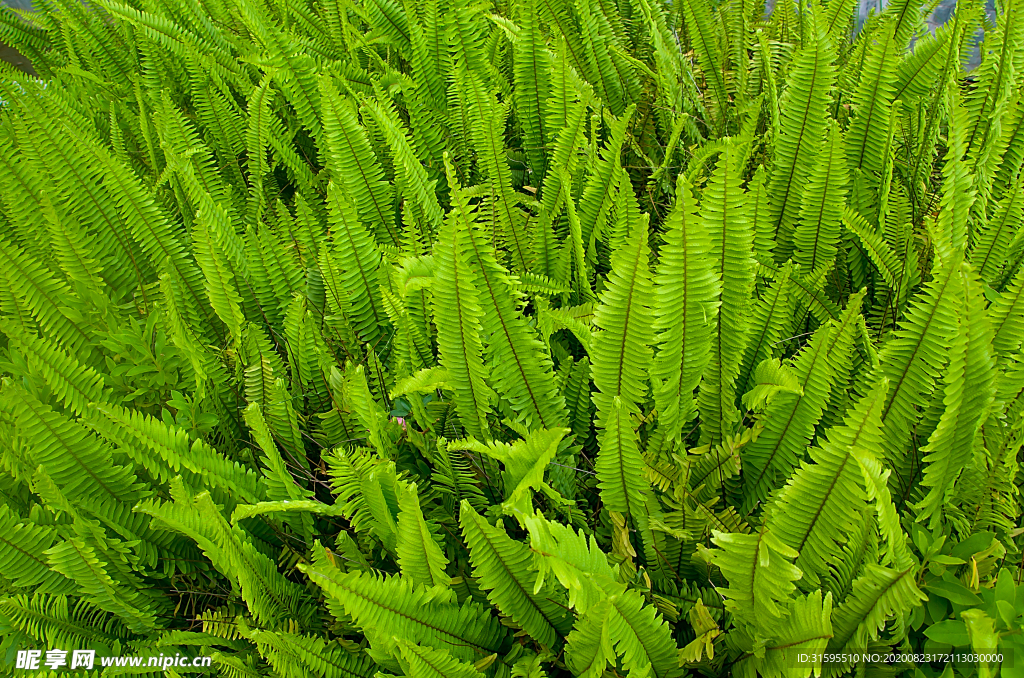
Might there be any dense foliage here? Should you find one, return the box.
[0,0,1022,675]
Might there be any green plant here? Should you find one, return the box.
[0,0,1022,675]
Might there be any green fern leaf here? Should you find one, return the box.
[697,144,755,446]
[431,162,495,439]
[514,0,551,186]
[447,161,567,432]
[397,483,451,588]
[0,505,76,594]
[864,255,961,465]
[320,77,400,247]
[793,123,848,276]
[566,588,683,678]
[592,191,655,517]
[249,629,378,678]
[731,591,833,678]
[302,543,508,666]
[766,376,888,588]
[767,14,836,251]
[913,267,996,527]
[699,525,803,636]
[825,564,926,658]
[326,182,387,347]
[651,173,721,445]
[460,502,573,649]
[45,539,157,633]
[395,639,485,678]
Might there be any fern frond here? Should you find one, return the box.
[396,483,451,588]
[45,539,157,633]
[935,85,976,258]
[0,593,130,654]
[591,191,655,517]
[767,14,835,251]
[793,122,848,276]
[326,182,387,347]
[825,564,925,658]
[302,543,509,666]
[698,525,802,637]
[2,323,109,417]
[514,0,551,186]
[697,144,755,446]
[765,377,888,588]
[845,22,899,177]
[734,265,793,401]
[577,107,632,247]
[431,164,494,439]
[447,160,567,432]
[186,174,247,342]
[249,629,378,678]
[451,427,569,512]
[863,254,961,465]
[138,480,317,630]
[565,588,683,678]
[320,76,400,247]
[731,591,833,678]
[0,235,96,357]
[913,267,996,528]
[460,502,573,649]
[990,264,1024,358]
[741,321,843,510]
[395,639,485,678]
[680,0,727,129]
[362,95,444,242]
[651,173,721,446]
[971,174,1024,284]
[0,505,76,594]
[87,402,265,505]
[5,387,143,504]
[455,67,530,272]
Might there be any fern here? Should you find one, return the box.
[591,189,655,517]
[696,143,755,447]
[0,0,1021,675]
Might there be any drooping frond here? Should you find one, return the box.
[249,629,378,678]
[730,591,833,678]
[565,588,683,678]
[395,639,485,678]
[699,525,802,638]
[825,564,926,657]
[460,502,573,649]
[396,483,451,588]
[301,543,509,665]
[0,506,76,594]
[765,380,888,588]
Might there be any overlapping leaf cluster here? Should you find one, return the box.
[0,0,1022,675]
